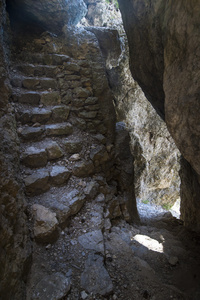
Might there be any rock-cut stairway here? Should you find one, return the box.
[9,42,200,300]
[10,50,113,241]
[11,54,74,198]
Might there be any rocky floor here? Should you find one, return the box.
[25,197,200,300]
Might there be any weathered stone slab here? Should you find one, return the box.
[21,147,47,168]
[45,123,73,136]
[50,189,86,226]
[78,230,104,254]
[31,108,52,124]
[84,181,99,199]
[81,253,113,296]
[32,204,58,243]
[32,272,71,300]
[73,160,95,177]
[41,91,60,106]
[50,166,70,185]
[24,170,49,196]
[22,78,40,89]
[79,111,98,119]
[90,145,109,163]
[63,139,83,154]
[52,105,70,122]
[39,78,57,90]
[46,141,63,160]
[74,87,91,98]
[17,91,40,105]
[19,126,44,141]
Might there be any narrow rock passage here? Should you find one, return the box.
[9,33,200,300]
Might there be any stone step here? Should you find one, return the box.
[24,166,71,196]
[19,123,73,142]
[16,107,52,125]
[16,105,70,125]
[18,53,71,66]
[15,64,57,78]
[13,91,41,105]
[18,126,45,142]
[11,76,57,90]
[45,123,73,137]
[21,147,48,168]
[21,142,64,168]
[12,90,61,106]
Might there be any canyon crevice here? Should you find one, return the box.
[118,0,200,232]
[0,0,200,299]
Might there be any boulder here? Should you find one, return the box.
[50,189,86,226]
[32,204,58,243]
[46,141,64,160]
[32,272,71,300]
[81,253,113,296]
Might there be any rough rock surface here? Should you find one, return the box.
[81,253,113,296]
[32,204,58,243]
[5,17,140,298]
[32,272,71,300]
[82,0,122,29]
[118,0,200,231]
[89,20,180,208]
[0,2,30,299]
[7,0,87,33]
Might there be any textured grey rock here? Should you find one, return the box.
[45,123,73,136]
[52,105,70,122]
[17,107,51,124]
[50,166,70,185]
[63,139,83,154]
[46,141,64,160]
[81,253,113,296]
[41,91,60,106]
[10,0,87,33]
[118,0,200,230]
[32,204,58,243]
[78,230,104,254]
[17,91,40,105]
[22,147,47,168]
[84,180,99,199]
[73,160,94,177]
[19,126,44,141]
[32,272,71,300]
[24,170,49,195]
[50,189,86,225]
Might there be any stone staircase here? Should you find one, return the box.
[10,50,116,238]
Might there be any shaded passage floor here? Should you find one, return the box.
[27,194,200,300]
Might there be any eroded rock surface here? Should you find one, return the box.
[118,0,200,231]
[0,2,31,299]
[7,0,87,32]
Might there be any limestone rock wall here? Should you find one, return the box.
[118,0,200,231]
[87,14,180,208]
[7,0,87,33]
[82,0,122,29]
[0,1,31,299]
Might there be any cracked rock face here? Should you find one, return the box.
[8,0,87,32]
[118,0,200,231]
